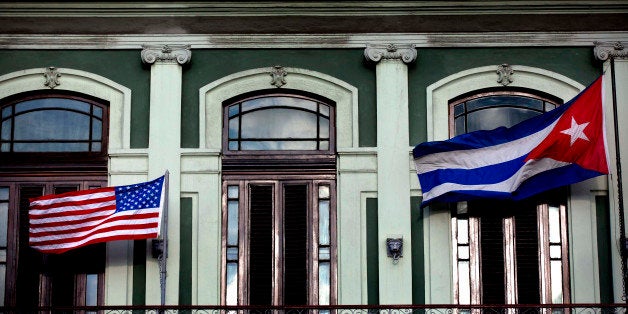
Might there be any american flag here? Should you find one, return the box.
[29,175,166,254]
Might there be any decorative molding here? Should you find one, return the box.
[496,64,514,86]
[43,66,61,89]
[269,66,287,88]
[594,41,628,60]
[2,32,628,49]
[141,44,191,65]
[364,44,417,64]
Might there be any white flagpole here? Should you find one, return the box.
[159,170,169,307]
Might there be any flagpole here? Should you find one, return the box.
[610,59,628,302]
[160,170,169,307]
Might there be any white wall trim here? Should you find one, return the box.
[0,67,132,150]
[199,66,359,150]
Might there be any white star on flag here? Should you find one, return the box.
[560,116,590,146]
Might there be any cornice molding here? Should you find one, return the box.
[3,32,628,50]
[140,44,191,65]
[594,41,628,60]
[1,1,627,17]
[364,44,417,64]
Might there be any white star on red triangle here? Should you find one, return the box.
[560,116,590,146]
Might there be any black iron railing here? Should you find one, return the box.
[0,304,626,314]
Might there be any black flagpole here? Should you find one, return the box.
[160,170,169,307]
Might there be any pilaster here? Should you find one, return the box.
[141,44,191,305]
[594,41,628,303]
[365,43,417,304]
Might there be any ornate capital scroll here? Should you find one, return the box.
[270,66,287,88]
[141,44,192,65]
[43,66,61,89]
[594,41,628,61]
[364,43,417,64]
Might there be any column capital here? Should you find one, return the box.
[141,44,192,65]
[364,44,417,64]
[594,41,628,61]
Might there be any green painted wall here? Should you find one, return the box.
[408,47,602,145]
[366,198,379,304]
[181,49,376,148]
[410,196,425,304]
[595,195,614,303]
[0,50,151,148]
[179,197,193,305]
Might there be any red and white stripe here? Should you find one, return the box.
[29,187,161,254]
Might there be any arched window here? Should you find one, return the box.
[449,89,571,305]
[0,91,108,309]
[221,91,337,307]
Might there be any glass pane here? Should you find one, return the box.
[467,107,541,132]
[550,260,564,303]
[91,142,101,152]
[241,96,317,113]
[548,205,561,243]
[227,185,239,199]
[0,203,7,247]
[228,105,239,118]
[319,247,331,260]
[455,117,465,136]
[240,108,317,139]
[85,274,98,306]
[0,188,8,200]
[92,118,102,140]
[226,247,238,261]
[319,117,330,138]
[319,200,330,245]
[319,261,331,305]
[13,142,89,152]
[93,106,103,118]
[1,106,11,119]
[457,219,469,244]
[318,185,330,199]
[228,141,238,150]
[14,110,90,140]
[319,104,330,117]
[226,262,238,305]
[240,140,317,150]
[550,245,561,259]
[15,98,91,114]
[466,95,543,112]
[458,260,471,304]
[227,200,239,246]
[228,117,239,139]
[454,103,465,117]
[0,143,8,152]
[458,245,469,259]
[545,102,557,112]
[0,264,5,307]
[1,119,10,140]
[320,141,329,150]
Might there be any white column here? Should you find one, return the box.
[141,44,191,305]
[595,41,628,303]
[365,44,417,304]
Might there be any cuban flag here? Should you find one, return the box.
[414,77,608,207]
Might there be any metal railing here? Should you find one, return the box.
[0,304,625,314]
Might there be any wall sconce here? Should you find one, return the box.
[386,237,403,264]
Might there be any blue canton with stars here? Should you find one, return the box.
[114,175,165,212]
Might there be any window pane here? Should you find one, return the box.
[545,102,557,112]
[319,104,330,117]
[0,143,8,152]
[319,141,329,150]
[228,141,238,150]
[227,185,239,199]
[458,260,471,304]
[241,96,317,113]
[228,105,240,118]
[1,106,11,119]
[227,200,239,246]
[226,262,238,305]
[92,118,102,140]
[91,142,101,152]
[319,117,330,138]
[241,108,317,139]
[455,117,465,136]
[550,260,564,303]
[548,205,561,243]
[240,140,317,150]
[550,245,562,259]
[0,263,4,306]
[14,142,89,152]
[319,261,331,305]
[1,119,10,140]
[0,187,7,200]
[14,110,90,140]
[15,98,91,114]
[228,117,239,139]
[319,200,330,246]
[319,247,331,260]
[467,107,541,132]
[93,106,103,118]
[86,274,98,306]
[454,103,465,117]
[0,203,7,247]
[318,185,330,199]
[466,96,543,112]
[458,245,469,260]
[226,247,238,261]
[457,219,469,244]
